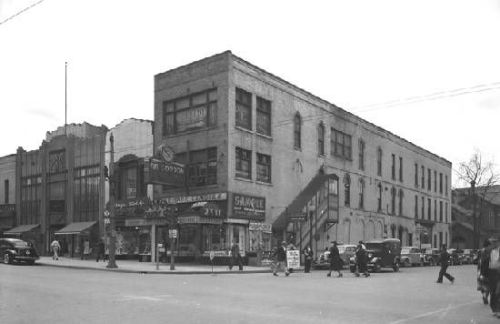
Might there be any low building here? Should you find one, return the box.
[0,154,16,236]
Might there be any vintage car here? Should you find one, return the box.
[400,246,424,267]
[461,249,474,264]
[349,239,401,273]
[423,248,440,266]
[447,248,462,265]
[0,238,39,265]
[313,244,357,270]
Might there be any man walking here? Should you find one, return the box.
[436,244,455,284]
[303,246,313,273]
[355,241,369,277]
[327,241,343,277]
[273,241,289,276]
[50,238,61,260]
[229,240,243,271]
[96,239,105,262]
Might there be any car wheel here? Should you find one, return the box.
[3,253,11,264]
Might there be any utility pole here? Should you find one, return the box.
[107,133,118,269]
[471,180,478,250]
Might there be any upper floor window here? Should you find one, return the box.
[236,88,252,130]
[358,178,365,209]
[358,140,365,170]
[49,150,66,174]
[439,201,443,222]
[445,175,448,196]
[427,168,431,191]
[421,196,425,218]
[439,173,443,194]
[377,148,383,176]
[163,88,217,135]
[256,153,271,183]
[175,147,217,187]
[434,170,437,192]
[399,157,403,182]
[434,199,437,221]
[391,154,396,180]
[377,183,383,211]
[235,147,252,179]
[399,189,404,216]
[344,174,351,207]
[421,166,425,188]
[391,187,397,215]
[294,113,301,150]
[318,123,325,156]
[4,180,9,204]
[332,129,352,160]
[427,198,431,220]
[414,163,418,188]
[256,97,271,136]
[414,195,418,218]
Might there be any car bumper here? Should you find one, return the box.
[13,256,39,261]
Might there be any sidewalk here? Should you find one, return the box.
[37,256,273,275]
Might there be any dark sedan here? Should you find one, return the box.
[0,238,39,265]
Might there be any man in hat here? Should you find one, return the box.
[436,244,455,284]
[327,241,343,277]
[272,241,289,276]
[355,241,369,277]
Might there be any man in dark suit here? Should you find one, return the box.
[229,240,243,271]
[436,244,455,284]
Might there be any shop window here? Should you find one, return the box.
[236,147,252,179]
[163,88,217,135]
[236,88,252,130]
[256,153,271,183]
[256,97,271,136]
[332,128,352,160]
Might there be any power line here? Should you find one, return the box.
[0,0,46,26]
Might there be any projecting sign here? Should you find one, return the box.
[232,194,265,221]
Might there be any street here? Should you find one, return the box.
[0,263,497,324]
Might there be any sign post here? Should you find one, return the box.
[209,250,215,274]
[168,228,177,270]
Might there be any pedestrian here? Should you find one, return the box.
[436,244,455,284]
[50,238,61,260]
[327,241,343,277]
[303,246,313,273]
[272,241,289,276]
[228,240,243,271]
[96,239,105,262]
[478,239,492,304]
[355,241,369,277]
[481,238,500,317]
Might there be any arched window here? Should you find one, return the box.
[391,187,396,215]
[399,189,404,216]
[358,178,364,209]
[294,113,301,150]
[318,122,325,155]
[344,174,351,207]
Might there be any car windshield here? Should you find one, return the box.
[401,248,411,254]
[338,246,346,253]
[365,243,384,252]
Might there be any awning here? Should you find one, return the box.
[3,224,40,235]
[273,173,338,231]
[55,221,96,235]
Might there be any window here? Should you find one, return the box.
[377,148,383,176]
[294,113,301,150]
[358,179,364,209]
[439,232,443,248]
[236,147,252,179]
[414,163,418,188]
[175,148,218,187]
[256,97,271,136]
[332,129,352,159]
[414,195,418,218]
[421,197,425,219]
[434,170,437,192]
[445,175,448,196]
[391,154,396,180]
[445,202,448,223]
[428,198,431,220]
[439,173,443,194]
[439,201,443,222]
[4,180,8,204]
[256,153,271,183]
[399,189,404,216]
[358,140,365,170]
[377,183,383,211]
[390,187,396,215]
[318,123,325,156]
[427,168,431,191]
[399,157,403,182]
[163,88,217,135]
[344,174,351,207]
[74,165,101,221]
[236,88,252,130]
[434,199,437,221]
[421,166,425,188]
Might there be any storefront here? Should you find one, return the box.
[54,221,98,258]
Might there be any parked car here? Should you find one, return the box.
[313,244,357,270]
[312,248,331,270]
[0,238,39,265]
[338,244,357,266]
[349,238,401,273]
[400,246,424,267]
[472,249,480,265]
[423,248,440,266]
[461,249,474,264]
[447,249,462,265]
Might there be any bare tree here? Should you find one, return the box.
[455,150,500,249]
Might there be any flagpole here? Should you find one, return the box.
[65,61,68,136]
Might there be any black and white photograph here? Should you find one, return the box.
[1,1,500,323]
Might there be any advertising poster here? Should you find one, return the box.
[286,250,300,269]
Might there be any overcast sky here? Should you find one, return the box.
[1,0,499,186]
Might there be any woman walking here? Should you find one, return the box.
[327,241,343,277]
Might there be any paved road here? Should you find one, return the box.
[0,263,497,324]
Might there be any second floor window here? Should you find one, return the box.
[236,88,252,130]
[377,148,383,176]
[236,147,252,179]
[377,183,383,211]
[399,157,403,182]
[399,189,404,216]
[332,129,352,160]
[414,195,418,218]
[175,147,217,187]
[428,198,431,220]
[391,187,396,215]
[439,173,443,194]
[256,153,271,183]
[434,170,437,192]
[344,174,351,207]
[421,166,425,188]
[358,140,365,170]
[359,179,364,209]
[294,113,301,150]
[421,196,425,218]
[427,168,431,191]
[414,163,418,188]
[439,201,443,222]
[256,97,271,136]
[391,154,396,180]
[4,179,8,204]
[318,123,325,156]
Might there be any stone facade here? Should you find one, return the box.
[151,51,452,257]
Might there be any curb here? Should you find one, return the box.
[37,262,273,275]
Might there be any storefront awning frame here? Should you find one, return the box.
[54,221,97,235]
[3,224,40,235]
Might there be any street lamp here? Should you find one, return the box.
[106,133,118,269]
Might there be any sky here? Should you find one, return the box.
[1,0,499,187]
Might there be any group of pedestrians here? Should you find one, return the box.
[477,238,500,318]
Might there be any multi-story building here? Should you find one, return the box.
[12,123,107,256]
[452,186,500,249]
[0,154,16,235]
[153,51,452,260]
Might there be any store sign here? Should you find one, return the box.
[125,218,169,227]
[143,157,185,187]
[233,194,265,221]
[177,216,222,225]
[163,192,227,205]
[249,222,272,232]
[286,250,301,269]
